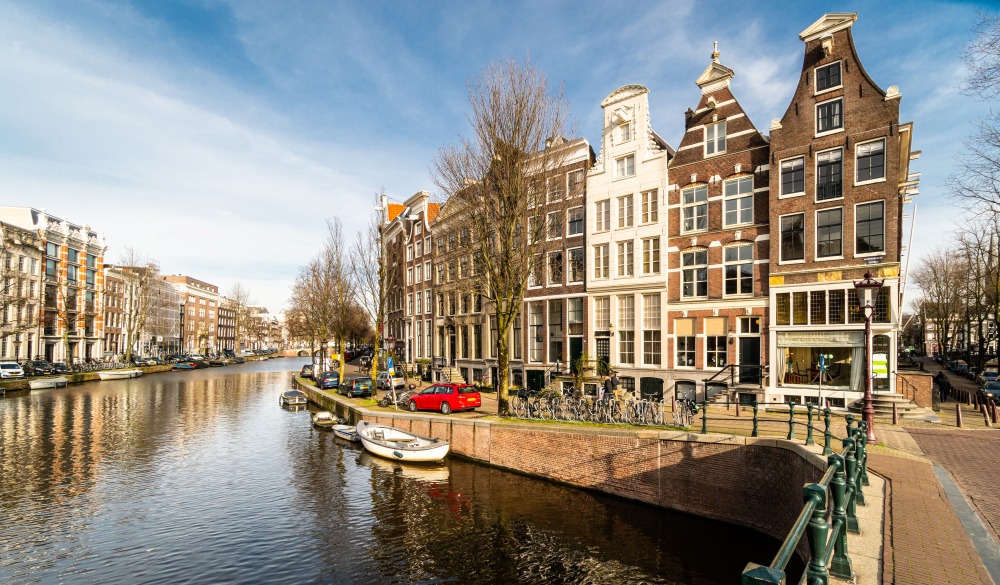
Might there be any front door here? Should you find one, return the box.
[739,337,761,384]
[569,338,583,372]
[448,334,456,366]
[596,337,610,376]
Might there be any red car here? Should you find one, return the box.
[408,383,481,414]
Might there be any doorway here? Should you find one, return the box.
[739,337,761,384]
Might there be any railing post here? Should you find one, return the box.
[845,414,855,439]
[823,407,833,455]
[787,402,796,441]
[803,483,830,585]
[827,453,855,581]
[855,422,870,489]
[700,400,708,434]
[843,438,860,533]
[805,404,816,446]
[752,402,759,437]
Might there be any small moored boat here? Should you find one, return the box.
[98,369,143,380]
[311,411,337,428]
[332,424,360,442]
[29,377,69,390]
[280,389,308,406]
[356,420,449,462]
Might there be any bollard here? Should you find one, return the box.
[892,402,899,425]
[671,394,676,414]
[752,402,759,437]
[823,407,833,455]
[992,402,998,425]
[957,403,964,428]
[735,399,741,417]
[983,404,992,428]
[805,404,815,446]
[700,400,708,434]
[787,402,796,441]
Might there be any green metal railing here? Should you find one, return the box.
[741,418,870,584]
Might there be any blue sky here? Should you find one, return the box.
[0,0,992,311]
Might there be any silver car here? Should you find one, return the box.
[0,361,25,378]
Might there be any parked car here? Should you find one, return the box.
[0,361,25,378]
[341,376,372,398]
[50,362,74,374]
[172,362,197,371]
[228,355,246,364]
[407,383,481,414]
[315,371,340,390]
[300,364,315,380]
[375,370,405,391]
[979,381,1000,405]
[22,360,55,376]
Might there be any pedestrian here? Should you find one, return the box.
[602,375,612,403]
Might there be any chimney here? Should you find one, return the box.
[684,108,695,128]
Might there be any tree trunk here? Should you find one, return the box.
[496,334,510,416]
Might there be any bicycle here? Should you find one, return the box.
[673,398,699,428]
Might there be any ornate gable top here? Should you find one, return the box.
[601,84,648,108]
[695,41,734,92]
[799,13,857,42]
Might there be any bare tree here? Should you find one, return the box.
[116,247,159,363]
[912,247,967,358]
[433,57,571,413]
[226,282,254,352]
[351,192,399,383]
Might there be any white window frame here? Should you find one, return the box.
[546,210,563,240]
[567,205,584,236]
[723,176,753,227]
[815,147,844,203]
[705,120,727,156]
[568,247,585,283]
[618,194,633,228]
[681,185,708,233]
[593,244,609,279]
[779,211,806,264]
[854,201,886,258]
[642,237,660,275]
[617,240,634,277]
[406,245,413,261]
[594,296,610,330]
[780,156,805,198]
[681,249,708,299]
[815,97,844,136]
[595,200,610,232]
[815,206,844,261]
[814,60,843,95]
[615,154,636,179]
[567,169,585,198]
[617,122,632,144]
[547,250,563,286]
[641,189,658,223]
[723,243,754,296]
[855,138,887,186]
[424,260,432,281]
[546,175,564,202]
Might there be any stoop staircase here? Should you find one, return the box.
[435,365,467,384]
[848,392,940,422]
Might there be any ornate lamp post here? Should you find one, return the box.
[853,270,883,445]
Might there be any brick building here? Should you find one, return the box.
[0,221,45,361]
[766,13,917,405]
[397,191,439,367]
[379,196,408,365]
[161,275,220,354]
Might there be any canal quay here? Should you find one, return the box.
[3,358,998,584]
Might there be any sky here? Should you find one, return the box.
[0,0,993,312]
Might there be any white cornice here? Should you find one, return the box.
[799,13,857,42]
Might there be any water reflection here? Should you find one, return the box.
[1,359,788,584]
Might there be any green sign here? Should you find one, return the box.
[872,353,888,379]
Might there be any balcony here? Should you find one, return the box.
[816,180,842,201]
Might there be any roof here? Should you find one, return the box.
[426,203,440,222]
[387,203,406,222]
[799,13,857,42]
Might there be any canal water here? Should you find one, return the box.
[0,358,792,584]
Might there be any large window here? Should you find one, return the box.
[547,176,563,202]
[616,154,635,178]
[548,251,563,285]
[780,213,805,262]
[724,176,753,226]
[705,120,726,155]
[675,318,695,367]
[595,200,610,231]
[642,238,660,274]
[817,98,843,133]
[547,211,563,239]
[568,298,584,335]
[617,241,634,277]
[641,189,658,223]
[781,157,805,196]
[529,302,543,362]
[594,297,610,330]
[567,206,584,236]
[707,337,727,368]
[594,244,609,278]
[549,300,563,363]
[724,244,753,295]
[816,62,842,92]
[618,295,634,364]
[816,208,843,258]
[618,194,633,228]
[568,248,585,283]
[682,185,708,232]
[642,294,661,365]
[776,293,790,325]
[568,169,585,197]
[817,149,843,201]
[856,139,885,183]
[856,201,885,254]
[528,255,542,287]
[681,250,708,298]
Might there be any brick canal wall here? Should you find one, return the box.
[297,380,825,542]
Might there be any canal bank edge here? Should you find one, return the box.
[295,378,884,583]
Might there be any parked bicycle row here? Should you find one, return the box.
[507,390,671,426]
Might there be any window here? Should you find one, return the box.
[816,208,843,258]
[568,248,585,283]
[817,98,843,133]
[425,289,432,313]
[780,213,805,262]
[567,207,584,236]
[706,336,727,368]
[415,240,422,257]
[856,140,885,183]
[547,211,563,239]
[615,154,635,178]
[415,291,422,315]
[642,238,660,274]
[594,297,610,330]
[781,157,805,196]
[642,294,661,365]
[549,300,563,362]
[723,176,753,226]
[406,245,412,261]
[617,122,632,144]
[547,176,563,201]
[548,251,563,285]
[618,195,633,228]
[568,169,585,197]
[724,244,753,295]
[705,120,726,155]
[46,242,58,257]
[407,294,413,316]
[529,303,543,362]
[793,292,808,325]
[407,267,413,285]
[528,256,542,287]
[816,61,842,92]
[618,296,634,364]
[817,149,843,201]
[776,293,790,325]
[810,291,826,324]
[828,290,845,324]
[641,189,658,223]
[681,185,708,232]
[415,264,422,283]
[425,260,432,281]
[595,200,610,231]
[436,264,445,284]
[68,248,79,263]
[675,318,695,367]
[594,244,609,279]
[856,201,885,254]
[568,298,584,335]
[617,241,634,277]
[681,250,708,298]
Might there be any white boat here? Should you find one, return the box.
[332,424,360,442]
[280,389,308,406]
[29,377,69,390]
[311,411,338,428]
[98,369,143,380]
[356,420,450,463]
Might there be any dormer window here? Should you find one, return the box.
[816,62,842,92]
[617,123,632,144]
[705,120,727,156]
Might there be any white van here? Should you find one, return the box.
[0,361,25,378]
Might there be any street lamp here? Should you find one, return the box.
[853,270,884,445]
